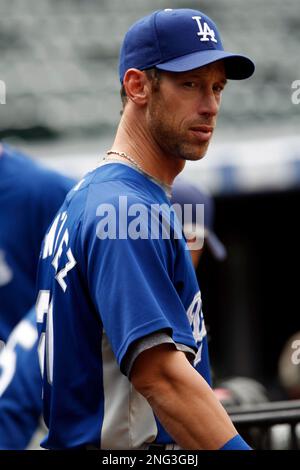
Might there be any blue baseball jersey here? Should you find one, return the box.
[36,162,211,449]
[0,308,42,449]
[0,144,75,342]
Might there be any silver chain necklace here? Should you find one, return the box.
[104,150,172,197]
[106,150,144,173]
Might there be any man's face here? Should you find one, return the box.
[146,62,227,161]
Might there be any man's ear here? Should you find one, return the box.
[123,69,149,106]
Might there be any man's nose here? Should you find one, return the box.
[197,91,220,117]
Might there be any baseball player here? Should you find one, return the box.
[0,143,75,343]
[0,181,221,449]
[0,180,264,449]
[36,9,254,449]
[0,181,219,450]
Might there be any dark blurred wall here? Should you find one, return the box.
[198,189,300,390]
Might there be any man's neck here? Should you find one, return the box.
[110,111,185,187]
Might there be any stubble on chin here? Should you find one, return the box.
[178,141,210,161]
[149,118,209,162]
[147,96,211,161]
[162,135,210,162]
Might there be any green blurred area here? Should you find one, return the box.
[0,0,299,143]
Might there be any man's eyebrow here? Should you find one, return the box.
[175,73,228,84]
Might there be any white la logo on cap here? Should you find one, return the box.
[192,16,218,43]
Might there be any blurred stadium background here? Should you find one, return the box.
[0,0,300,447]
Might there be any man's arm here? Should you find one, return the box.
[130,343,239,450]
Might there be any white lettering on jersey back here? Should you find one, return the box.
[101,331,157,449]
[192,16,218,43]
[42,212,76,292]
[55,248,77,292]
[52,229,69,272]
[0,250,13,286]
[42,211,68,260]
[35,290,50,377]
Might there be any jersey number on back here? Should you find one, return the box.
[36,290,53,385]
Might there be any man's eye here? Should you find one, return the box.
[183,82,196,88]
[214,85,224,93]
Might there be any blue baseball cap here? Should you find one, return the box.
[119,8,255,83]
[171,179,227,261]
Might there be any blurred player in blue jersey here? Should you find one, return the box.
[0,142,75,448]
[36,9,254,450]
[0,308,43,449]
[0,143,75,343]
[0,142,75,447]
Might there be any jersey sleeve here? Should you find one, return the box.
[85,195,198,371]
[122,331,196,377]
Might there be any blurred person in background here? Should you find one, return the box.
[172,179,268,408]
[0,307,43,449]
[0,143,75,345]
[171,178,227,268]
[0,142,75,449]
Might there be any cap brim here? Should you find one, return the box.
[156,49,255,80]
[206,230,227,261]
[184,224,227,261]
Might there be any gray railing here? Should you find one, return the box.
[227,400,300,449]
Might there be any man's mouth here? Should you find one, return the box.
[189,125,214,142]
